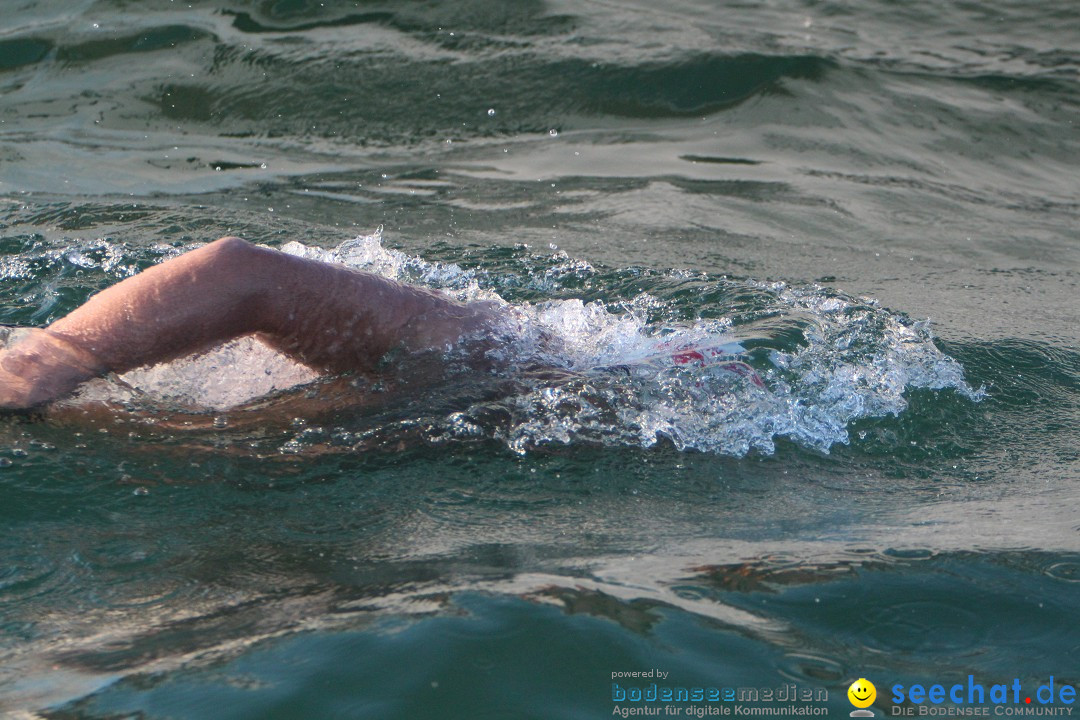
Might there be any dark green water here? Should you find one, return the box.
[1,1,1078,718]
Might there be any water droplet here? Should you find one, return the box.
[548,128,559,137]
[92,22,100,29]
[259,162,267,169]
[487,108,496,117]
[0,458,12,468]
[133,486,150,496]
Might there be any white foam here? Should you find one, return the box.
[113,336,319,410]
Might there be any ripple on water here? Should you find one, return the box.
[418,483,560,529]
[0,553,73,607]
[71,534,203,610]
[881,547,936,561]
[1043,558,1080,583]
[862,600,983,654]
[777,652,847,685]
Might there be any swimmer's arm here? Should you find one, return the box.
[0,236,495,409]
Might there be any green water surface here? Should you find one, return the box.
[1,0,1077,718]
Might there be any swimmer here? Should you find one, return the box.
[0,236,501,410]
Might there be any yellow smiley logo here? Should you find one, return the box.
[848,678,877,708]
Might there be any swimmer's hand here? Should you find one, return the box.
[0,329,104,410]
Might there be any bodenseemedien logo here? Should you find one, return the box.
[849,678,877,717]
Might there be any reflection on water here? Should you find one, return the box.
[5,533,1080,715]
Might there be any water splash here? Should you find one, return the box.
[111,336,319,410]
[271,231,983,455]
[20,230,981,455]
